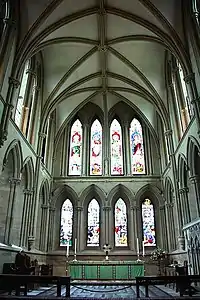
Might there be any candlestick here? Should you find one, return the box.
[66,242,69,258]
[136,238,139,255]
[74,238,77,255]
[142,241,145,257]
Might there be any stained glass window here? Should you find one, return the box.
[110,119,123,175]
[60,199,73,246]
[142,199,156,246]
[90,119,102,175]
[87,199,100,246]
[115,198,127,246]
[130,118,145,174]
[68,119,82,175]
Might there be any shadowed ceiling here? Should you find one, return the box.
[18,0,185,135]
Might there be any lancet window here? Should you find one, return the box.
[87,199,100,246]
[90,119,102,175]
[60,199,73,246]
[68,119,82,175]
[114,198,127,247]
[142,199,156,247]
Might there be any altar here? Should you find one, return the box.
[69,261,144,281]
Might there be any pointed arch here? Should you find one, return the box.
[90,118,103,175]
[53,184,78,208]
[39,179,50,205]
[187,136,200,176]
[114,197,128,246]
[107,184,133,207]
[135,184,163,207]
[164,177,174,203]
[129,118,145,174]
[80,184,105,207]
[68,118,83,175]
[60,198,73,246]
[22,156,34,189]
[87,198,100,246]
[110,118,124,175]
[177,153,188,187]
[2,139,23,178]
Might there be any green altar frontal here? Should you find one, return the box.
[69,261,144,280]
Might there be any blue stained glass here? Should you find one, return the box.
[90,119,102,175]
[130,118,145,174]
[87,199,100,246]
[69,119,82,175]
[142,199,156,246]
[115,198,127,246]
[60,199,73,246]
[110,119,123,175]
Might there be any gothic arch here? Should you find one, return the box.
[79,184,105,207]
[2,139,23,178]
[21,156,34,189]
[39,179,50,205]
[107,184,133,207]
[135,184,163,207]
[187,136,200,176]
[53,185,78,208]
[177,153,188,186]
[164,177,174,203]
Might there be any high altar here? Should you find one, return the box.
[69,260,144,280]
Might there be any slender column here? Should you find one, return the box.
[165,204,171,250]
[179,187,191,223]
[60,128,67,176]
[47,207,55,251]
[82,123,90,176]
[103,93,109,176]
[135,206,141,251]
[129,206,135,250]
[189,175,200,216]
[40,204,48,251]
[103,206,111,245]
[0,77,20,147]
[76,206,83,251]
[123,121,131,175]
[20,189,33,246]
[160,206,168,250]
[44,203,50,252]
[4,178,21,244]
[60,134,65,176]
[27,85,40,143]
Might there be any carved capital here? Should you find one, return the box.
[9,178,21,185]
[184,73,195,84]
[9,77,20,88]
[76,206,83,212]
[41,204,48,209]
[32,85,40,92]
[38,132,46,139]
[189,175,200,184]
[179,187,189,195]
[164,129,172,137]
[103,206,111,211]
[23,189,33,195]
[26,69,36,76]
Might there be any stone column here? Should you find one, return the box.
[47,206,55,251]
[40,204,48,251]
[19,189,33,247]
[189,175,200,217]
[0,77,20,147]
[160,205,168,250]
[103,206,111,245]
[82,123,89,176]
[129,206,136,250]
[165,204,172,250]
[123,122,131,175]
[135,206,141,252]
[76,206,83,251]
[179,187,191,223]
[4,177,21,244]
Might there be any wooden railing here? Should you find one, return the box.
[136,275,200,298]
[0,274,70,297]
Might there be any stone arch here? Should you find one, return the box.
[107,184,134,207]
[21,156,34,190]
[39,179,50,205]
[177,153,188,187]
[164,176,174,203]
[187,135,200,177]
[79,184,105,207]
[135,184,163,207]
[2,139,23,178]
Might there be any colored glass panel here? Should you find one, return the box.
[110,119,123,175]
[142,199,156,246]
[90,119,102,175]
[130,118,145,174]
[68,119,82,175]
[87,199,100,246]
[60,199,73,246]
[115,198,127,246]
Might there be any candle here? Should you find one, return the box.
[66,242,69,257]
[142,241,145,257]
[136,238,139,255]
[74,238,77,254]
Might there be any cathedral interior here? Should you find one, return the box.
[0,0,200,279]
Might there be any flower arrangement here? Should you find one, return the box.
[150,247,167,261]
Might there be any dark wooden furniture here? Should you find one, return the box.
[136,275,200,298]
[0,274,70,297]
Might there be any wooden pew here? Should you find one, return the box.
[136,275,200,298]
[0,274,70,297]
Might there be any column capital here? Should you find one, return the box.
[9,77,20,88]
[41,204,48,209]
[164,129,173,137]
[38,132,46,139]
[189,175,200,184]
[49,207,55,212]
[32,85,40,92]
[179,187,189,194]
[9,178,21,185]
[103,206,111,211]
[184,73,195,84]
[26,69,36,76]
[23,189,33,195]
[75,206,83,212]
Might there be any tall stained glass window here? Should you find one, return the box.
[68,119,82,175]
[110,119,123,175]
[130,118,145,174]
[90,119,102,175]
[142,199,156,246]
[87,199,100,246]
[60,199,73,246]
[115,198,127,246]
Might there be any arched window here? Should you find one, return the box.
[15,61,29,128]
[114,198,127,246]
[110,119,123,175]
[130,118,145,174]
[68,119,82,175]
[87,199,100,246]
[142,199,156,246]
[90,119,102,175]
[60,199,73,246]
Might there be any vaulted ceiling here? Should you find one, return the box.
[18,0,186,136]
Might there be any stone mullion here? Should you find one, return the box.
[4,178,21,244]
[103,206,110,245]
[123,122,131,175]
[0,78,20,147]
[189,175,200,216]
[82,124,89,176]
[76,207,83,251]
[129,206,135,251]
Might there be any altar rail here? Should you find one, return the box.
[0,274,70,297]
[136,275,200,298]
